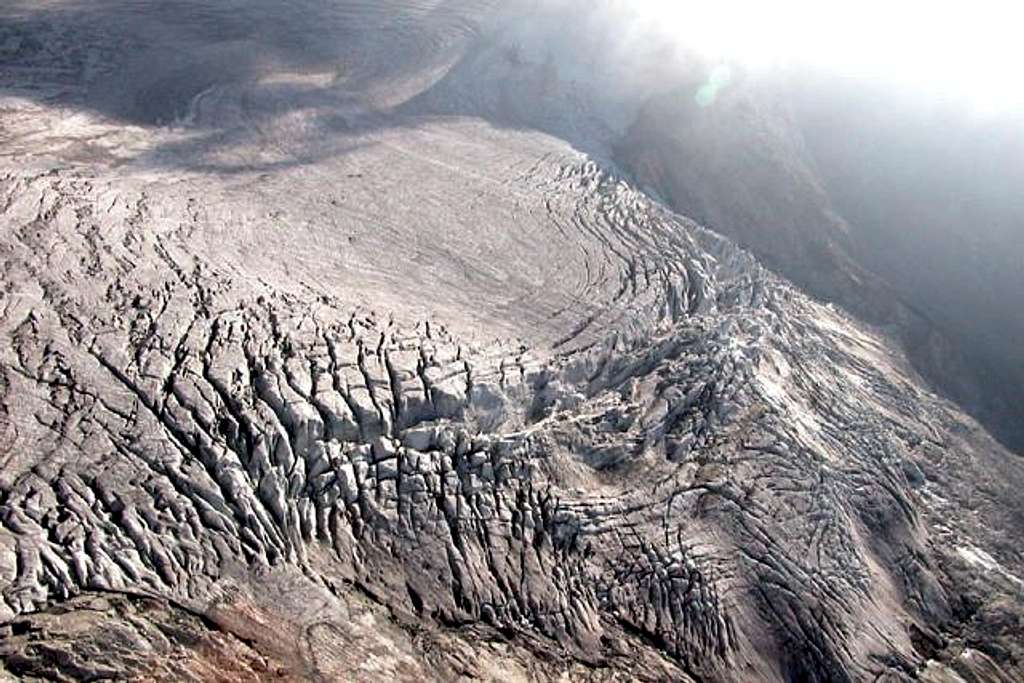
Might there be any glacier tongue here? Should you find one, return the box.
[0,2,1023,682]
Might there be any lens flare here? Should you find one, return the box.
[695,64,732,107]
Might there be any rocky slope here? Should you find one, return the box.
[1,2,1022,681]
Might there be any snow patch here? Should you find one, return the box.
[957,545,1024,587]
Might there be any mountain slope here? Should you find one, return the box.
[617,69,1024,454]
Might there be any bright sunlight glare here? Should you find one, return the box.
[627,0,1023,112]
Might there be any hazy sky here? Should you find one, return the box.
[628,0,1022,113]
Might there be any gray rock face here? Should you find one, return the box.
[1,2,1022,681]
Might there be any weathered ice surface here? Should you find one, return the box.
[1,2,1022,681]
[616,68,1024,455]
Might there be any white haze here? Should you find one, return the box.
[621,0,1023,114]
